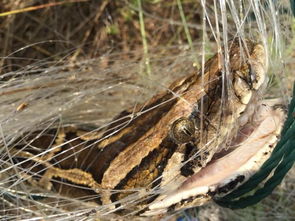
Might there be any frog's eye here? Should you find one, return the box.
[170,117,196,144]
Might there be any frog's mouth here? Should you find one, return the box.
[144,100,285,216]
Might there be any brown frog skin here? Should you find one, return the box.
[6,39,283,218]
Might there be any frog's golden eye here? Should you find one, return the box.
[170,117,196,144]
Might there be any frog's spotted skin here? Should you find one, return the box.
[143,40,285,216]
[144,101,285,216]
[4,40,286,218]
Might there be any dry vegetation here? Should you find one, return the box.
[0,0,294,220]
[0,0,205,73]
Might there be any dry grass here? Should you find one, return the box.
[0,1,294,220]
[0,0,205,73]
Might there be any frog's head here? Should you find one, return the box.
[143,40,285,216]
